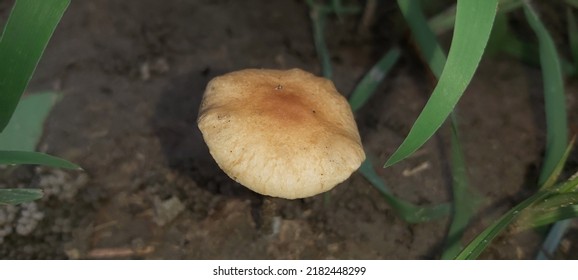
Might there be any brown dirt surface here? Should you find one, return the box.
[0,0,577,259]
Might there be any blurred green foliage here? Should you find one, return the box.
[0,0,78,205]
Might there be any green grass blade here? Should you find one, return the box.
[397,0,481,254]
[349,48,401,111]
[427,4,456,35]
[520,193,578,229]
[358,159,450,223]
[309,0,446,223]
[441,114,481,259]
[541,137,575,190]
[0,188,43,205]
[456,140,575,259]
[0,150,80,169]
[535,163,578,259]
[0,0,70,132]
[523,3,569,186]
[429,0,523,35]
[536,192,578,213]
[535,141,577,259]
[386,0,499,167]
[0,92,59,151]
[397,0,446,76]
[346,47,446,223]
[525,206,578,231]
[558,170,578,193]
[455,190,549,259]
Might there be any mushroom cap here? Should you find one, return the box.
[197,68,365,199]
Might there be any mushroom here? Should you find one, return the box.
[197,68,365,199]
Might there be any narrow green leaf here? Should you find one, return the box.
[309,0,447,223]
[525,206,578,230]
[427,4,456,35]
[523,3,569,186]
[358,159,450,223]
[456,140,575,259]
[535,167,578,259]
[386,0,499,167]
[0,92,59,151]
[0,0,70,132]
[397,0,446,76]
[557,169,578,193]
[397,0,481,251]
[428,1,576,77]
[349,48,401,111]
[429,0,523,36]
[0,150,80,169]
[486,12,511,55]
[533,191,578,214]
[346,47,446,223]
[455,190,550,260]
[441,114,481,259]
[0,188,43,204]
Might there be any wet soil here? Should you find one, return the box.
[0,0,577,259]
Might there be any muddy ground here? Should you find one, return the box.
[0,0,577,259]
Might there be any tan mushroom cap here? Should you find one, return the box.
[197,68,365,199]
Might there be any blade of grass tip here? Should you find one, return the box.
[0,188,43,205]
[0,150,81,170]
[0,0,70,133]
[311,0,447,222]
[567,7,578,75]
[398,0,482,256]
[349,48,401,112]
[386,0,499,167]
[524,2,569,186]
[358,159,450,223]
[346,47,446,223]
